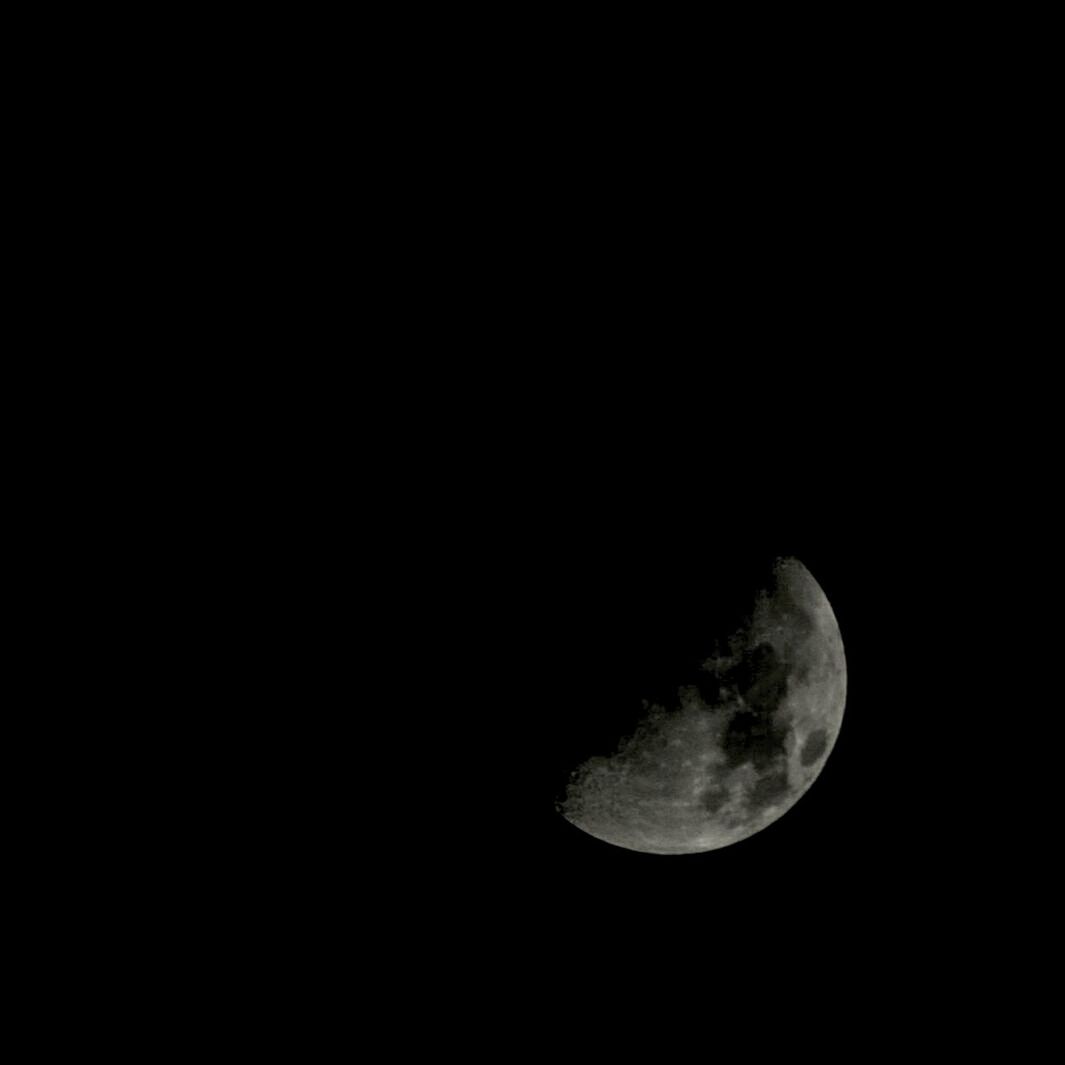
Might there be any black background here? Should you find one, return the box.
[382,349,1044,1026]
[26,7,1057,1049]
[212,148,1054,1036]
[142,31,1053,1028]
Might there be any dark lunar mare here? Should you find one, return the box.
[720,642,791,770]
[746,766,791,811]
[701,784,730,815]
[800,728,828,767]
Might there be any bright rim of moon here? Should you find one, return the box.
[557,557,846,854]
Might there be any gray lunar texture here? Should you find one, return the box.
[558,557,847,854]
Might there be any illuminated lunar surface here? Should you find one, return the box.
[557,557,846,854]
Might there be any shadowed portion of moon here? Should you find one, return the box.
[556,557,846,854]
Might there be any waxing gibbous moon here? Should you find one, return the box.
[557,557,846,854]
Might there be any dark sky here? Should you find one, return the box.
[260,208,1051,1021]
[93,15,1054,1044]
[379,364,1051,1019]
[251,281,1053,1047]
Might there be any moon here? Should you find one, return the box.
[556,557,846,854]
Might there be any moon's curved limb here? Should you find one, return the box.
[557,557,846,854]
